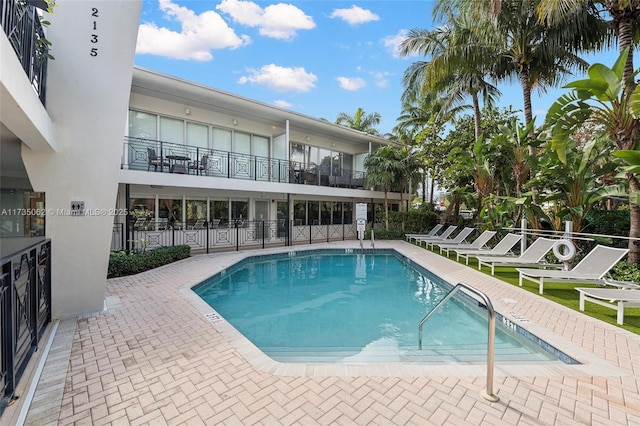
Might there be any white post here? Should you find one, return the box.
[564,220,573,240]
[521,218,528,253]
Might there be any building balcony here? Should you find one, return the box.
[1,0,49,106]
[121,136,367,189]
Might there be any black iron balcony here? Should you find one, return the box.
[122,136,367,189]
[1,0,49,105]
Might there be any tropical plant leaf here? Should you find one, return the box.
[630,85,640,119]
[589,184,628,203]
[565,77,610,100]
[619,165,640,174]
[613,150,640,165]
[586,63,621,101]
[611,46,630,79]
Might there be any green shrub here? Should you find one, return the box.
[108,245,190,278]
[366,228,406,240]
[610,261,640,283]
[382,210,439,234]
[583,210,629,249]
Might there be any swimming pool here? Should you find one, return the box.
[193,249,576,364]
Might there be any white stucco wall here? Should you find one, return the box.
[21,0,142,318]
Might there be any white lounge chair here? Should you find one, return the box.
[454,233,523,265]
[406,224,443,242]
[437,230,497,255]
[477,237,560,275]
[425,227,475,250]
[415,225,458,247]
[517,245,629,294]
[576,287,640,325]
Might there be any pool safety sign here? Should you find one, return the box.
[356,203,367,240]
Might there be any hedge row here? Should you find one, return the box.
[108,245,191,278]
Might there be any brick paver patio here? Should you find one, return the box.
[14,241,640,425]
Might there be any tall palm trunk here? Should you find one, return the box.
[628,175,640,263]
[616,13,636,96]
[472,92,482,140]
[518,64,535,156]
[422,171,427,203]
[429,171,436,205]
[384,189,389,231]
[615,13,640,263]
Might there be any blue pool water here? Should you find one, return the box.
[194,250,576,364]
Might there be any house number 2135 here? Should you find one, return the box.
[90,8,99,57]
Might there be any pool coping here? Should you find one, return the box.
[179,241,634,379]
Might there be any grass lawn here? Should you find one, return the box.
[422,244,640,335]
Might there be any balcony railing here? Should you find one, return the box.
[1,0,49,105]
[122,137,367,189]
[112,220,357,253]
[0,239,51,416]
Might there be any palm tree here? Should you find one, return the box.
[435,0,603,155]
[335,108,382,135]
[364,146,407,230]
[546,48,640,262]
[537,0,639,96]
[396,94,470,207]
[399,13,501,140]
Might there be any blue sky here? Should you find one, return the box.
[134,0,625,135]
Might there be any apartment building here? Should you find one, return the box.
[116,67,400,253]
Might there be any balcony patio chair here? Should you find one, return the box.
[190,219,206,230]
[147,148,169,172]
[454,233,523,265]
[517,245,629,294]
[437,230,498,256]
[188,155,209,175]
[477,237,560,275]
[133,217,147,230]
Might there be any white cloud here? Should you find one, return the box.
[238,64,317,92]
[370,71,391,88]
[382,29,412,59]
[336,76,366,91]
[136,0,250,61]
[330,5,380,26]
[217,0,315,40]
[274,100,293,108]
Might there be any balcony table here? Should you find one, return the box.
[166,155,190,174]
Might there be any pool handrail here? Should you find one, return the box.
[418,282,499,402]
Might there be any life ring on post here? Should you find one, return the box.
[553,239,576,262]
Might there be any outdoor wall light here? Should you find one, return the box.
[306,136,311,142]
[184,108,191,115]
[232,119,238,126]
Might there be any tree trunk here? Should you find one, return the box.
[384,190,389,231]
[429,172,436,205]
[616,15,640,263]
[422,171,427,203]
[628,174,640,264]
[472,92,482,141]
[617,15,636,97]
[400,189,405,231]
[519,63,538,203]
[519,65,535,155]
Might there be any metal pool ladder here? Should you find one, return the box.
[418,282,499,402]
